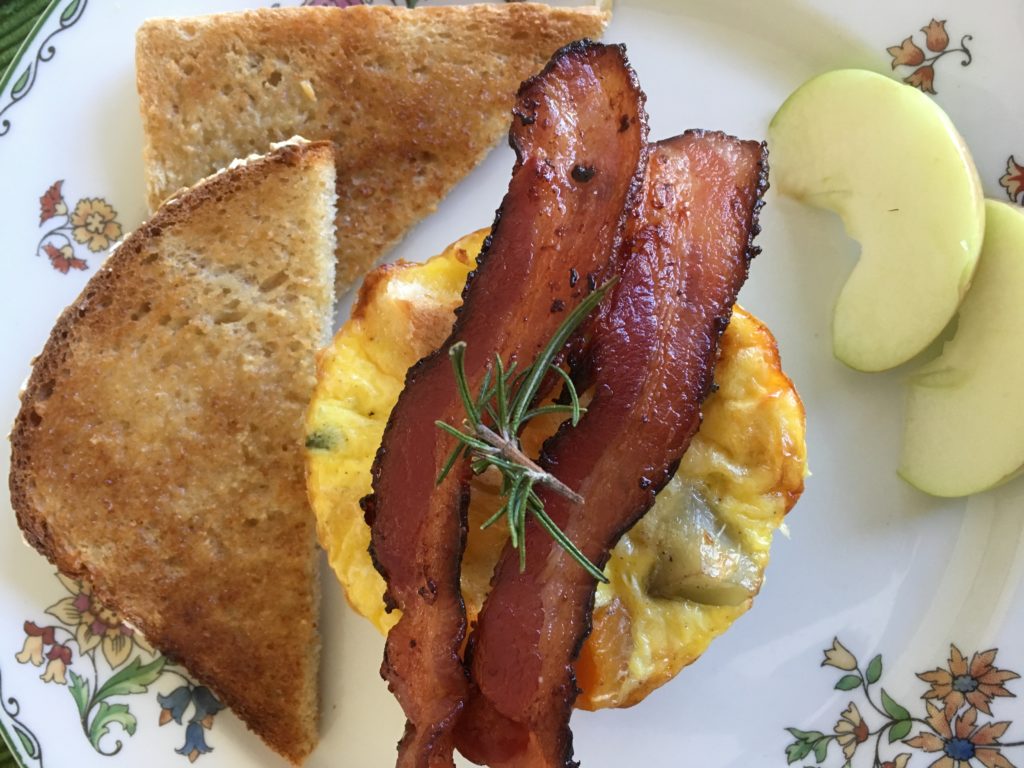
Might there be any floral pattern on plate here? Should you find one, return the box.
[12,575,222,763]
[886,19,972,94]
[2,0,1024,766]
[36,180,122,274]
[785,639,1024,767]
[1000,157,1024,205]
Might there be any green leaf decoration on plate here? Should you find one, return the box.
[60,0,82,24]
[0,0,89,138]
[865,654,883,684]
[888,719,912,742]
[68,669,90,717]
[881,688,910,722]
[10,68,29,97]
[835,674,861,691]
[88,702,136,753]
[13,726,38,763]
[93,657,166,701]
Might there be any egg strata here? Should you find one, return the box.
[305,230,806,709]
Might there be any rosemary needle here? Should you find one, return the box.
[435,278,617,583]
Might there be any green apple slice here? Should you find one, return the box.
[900,200,1024,497]
[769,69,985,372]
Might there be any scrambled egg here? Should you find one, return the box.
[305,230,807,710]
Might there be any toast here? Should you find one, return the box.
[9,140,337,764]
[135,3,610,291]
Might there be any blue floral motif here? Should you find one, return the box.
[157,687,192,725]
[156,681,224,761]
[190,687,224,725]
[175,722,213,762]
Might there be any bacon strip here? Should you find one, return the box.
[455,131,769,768]
[364,41,647,768]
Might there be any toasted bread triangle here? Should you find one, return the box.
[9,141,337,764]
[135,3,609,292]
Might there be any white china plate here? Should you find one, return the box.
[2,1,1024,766]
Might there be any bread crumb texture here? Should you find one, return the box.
[135,3,609,291]
[9,141,337,765]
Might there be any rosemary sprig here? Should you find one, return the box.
[435,278,618,583]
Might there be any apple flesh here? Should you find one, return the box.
[900,200,1024,497]
[769,69,985,372]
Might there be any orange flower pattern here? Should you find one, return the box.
[70,198,122,252]
[785,641,1024,767]
[887,37,925,68]
[34,180,123,274]
[922,18,951,52]
[38,180,67,223]
[882,19,1024,210]
[887,19,972,94]
[919,646,1020,719]
[1001,157,1024,205]
[906,703,1016,768]
[43,242,87,274]
[904,65,937,94]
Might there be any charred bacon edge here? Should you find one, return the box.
[457,132,770,768]
[547,133,771,767]
[460,37,647,322]
[363,36,649,617]
[363,40,649,768]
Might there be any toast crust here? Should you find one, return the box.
[135,3,609,291]
[9,140,336,765]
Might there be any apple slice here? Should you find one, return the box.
[769,69,985,372]
[900,200,1024,497]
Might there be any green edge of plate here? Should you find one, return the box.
[0,0,62,97]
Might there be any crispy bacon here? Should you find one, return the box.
[364,41,647,768]
[454,131,769,768]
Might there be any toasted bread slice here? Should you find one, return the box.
[9,140,337,765]
[135,3,609,291]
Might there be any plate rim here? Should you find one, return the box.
[2,1,1024,767]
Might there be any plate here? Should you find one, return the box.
[2,1,1024,766]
